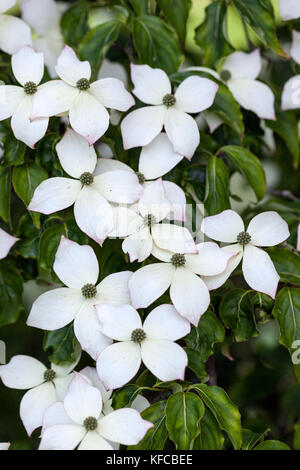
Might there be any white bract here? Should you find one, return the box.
[0,355,79,435]
[96,304,190,389]
[27,236,132,360]
[297,223,300,251]
[201,209,290,298]
[31,46,135,144]
[0,46,48,148]
[21,0,65,77]
[39,373,152,450]
[219,49,275,120]
[0,0,32,55]
[121,64,218,158]
[0,442,10,450]
[279,0,300,21]
[0,228,18,259]
[128,243,234,326]
[110,179,196,262]
[28,129,143,244]
[281,34,300,110]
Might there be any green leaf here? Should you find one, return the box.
[0,261,23,328]
[267,248,300,286]
[254,440,290,450]
[219,145,266,200]
[205,155,230,216]
[61,1,89,48]
[242,428,270,450]
[127,0,148,15]
[79,20,121,77]
[132,15,183,74]
[195,1,232,67]
[192,384,242,450]
[158,0,191,42]
[2,132,26,167]
[43,324,77,364]
[193,409,224,450]
[165,391,204,450]
[128,400,168,450]
[220,289,258,342]
[112,385,140,409]
[0,167,11,223]
[15,213,39,259]
[266,110,299,169]
[294,417,300,450]
[12,163,48,228]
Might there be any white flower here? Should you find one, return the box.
[110,179,196,262]
[121,64,218,158]
[0,227,18,259]
[39,373,152,450]
[0,442,10,450]
[0,46,48,148]
[200,209,290,298]
[279,0,300,21]
[219,49,275,120]
[96,304,190,389]
[281,32,300,110]
[28,129,143,244]
[31,45,135,144]
[27,236,132,360]
[297,223,300,251]
[0,0,32,55]
[0,354,79,436]
[128,243,234,326]
[20,0,65,77]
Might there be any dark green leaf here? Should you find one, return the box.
[112,385,140,409]
[0,167,11,223]
[242,428,270,450]
[158,0,191,42]
[61,1,89,48]
[43,324,77,364]
[2,133,26,167]
[205,155,230,215]
[266,110,299,169]
[128,400,168,450]
[254,439,290,450]
[0,262,23,328]
[267,247,300,286]
[193,409,224,450]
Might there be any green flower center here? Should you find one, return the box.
[136,172,146,184]
[81,283,97,298]
[44,369,56,382]
[83,416,98,431]
[143,214,156,227]
[24,81,37,95]
[171,253,186,267]
[220,69,232,82]
[76,78,90,91]
[131,328,146,343]
[237,231,251,246]
[79,172,94,185]
[162,93,176,107]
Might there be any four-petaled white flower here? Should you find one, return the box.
[0,46,48,148]
[279,0,300,21]
[0,354,79,435]
[39,373,152,450]
[219,49,275,120]
[121,64,218,158]
[96,304,190,390]
[0,0,32,55]
[128,242,233,326]
[31,45,135,144]
[110,179,196,262]
[0,228,18,259]
[27,236,132,360]
[28,128,143,244]
[200,210,290,298]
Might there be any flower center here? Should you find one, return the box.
[143,214,156,227]
[131,328,146,343]
[220,69,232,82]
[83,416,98,431]
[81,283,97,298]
[43,369,56,382]
[136,172,145,184]
[162,93,176,107]
[24,81,38,95]
[79,172,94,185]
[76,78,90,91]
[237,231,251,246]
[171,253,186,267]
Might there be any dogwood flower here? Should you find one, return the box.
[39,373,152,450]
[31,45,135,144]
[0,228,18,259]
[219,49,275,120]
[27,237,132,360]
[96,304,190,389]
[0,354,79,435]
[297,223,300,251]
[121,64,218,158]
[0,0,32,55]
[279,0,300,21]
[0,443,10,450]
[20,0,64,77]
[28,129,143,244]
[200,210,290,298]
[129,243,233,326]
[0,46,49,148]
[110,179,196,262]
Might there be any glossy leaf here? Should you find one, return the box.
[220,289,258,342]
[205,155,230,216]
[128,400,168,450]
